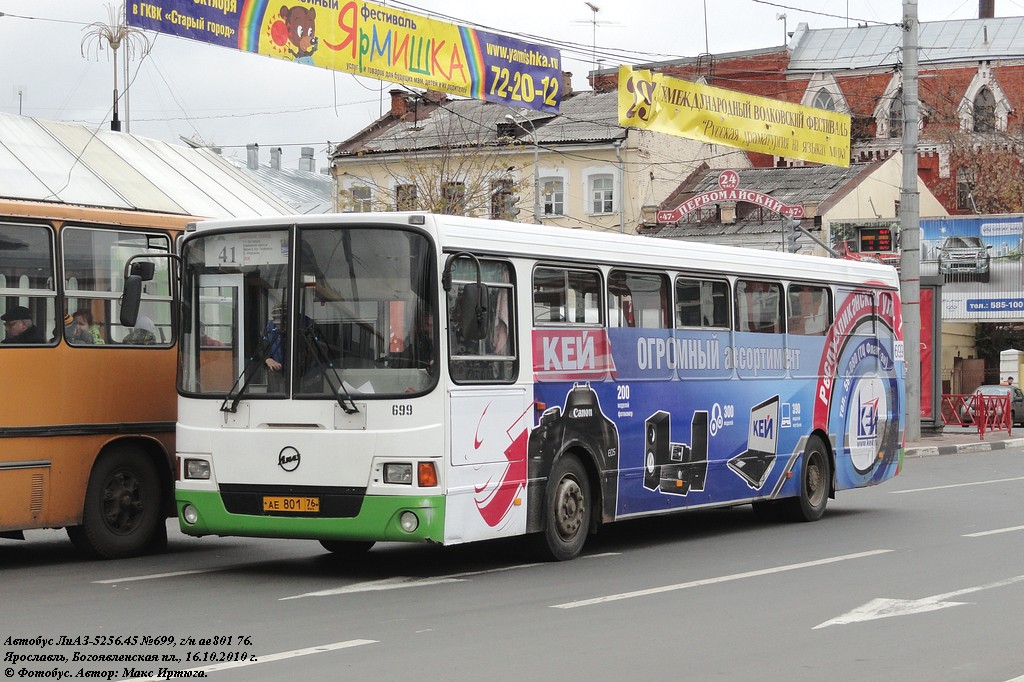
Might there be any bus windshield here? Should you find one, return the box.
[179,225,437,399]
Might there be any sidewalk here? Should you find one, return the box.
[904,426,1024,457]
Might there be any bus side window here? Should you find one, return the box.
[676,277,730,329]
[533,266,602,326]
[1,223,57,347]
[787,284,831,336]
[736,280,783,334]
[449,259,517,383]
[609,270,669,329]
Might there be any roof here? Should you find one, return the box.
[219,155,334,214]
[650,163,875,239]
[335,90,625,157]
[0,112,297,218]
[789,16,1024,72]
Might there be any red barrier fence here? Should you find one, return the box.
[940,393,1012,439]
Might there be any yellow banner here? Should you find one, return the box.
[618,66,850,167]
[128,1,562,111]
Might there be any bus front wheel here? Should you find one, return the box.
[68,446,164,559]
[539,454,591,561]
[783,435,831,522]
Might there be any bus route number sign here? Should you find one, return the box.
[205,232,289,267]
[263,496,320,513]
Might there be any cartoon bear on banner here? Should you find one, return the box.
[275,6,318,65]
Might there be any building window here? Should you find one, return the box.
[973,87,996,133]
[888,88,903,139]
[441,181,466,215]
[347,185,371,212]
[395,184,417,211]
[812,88,835,111]
[541,177,564,216]
[956,168,975,211]
[490,178,517,220]
[589,174,614,214]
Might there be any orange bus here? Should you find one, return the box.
[0,201,194,558]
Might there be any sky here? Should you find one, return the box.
[1,0,1021,170]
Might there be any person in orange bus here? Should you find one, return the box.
[2,306,45,344]
[66,310,105,345]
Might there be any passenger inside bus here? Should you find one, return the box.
[2,306,45,344]
[66,310,105,345]
[123,316,158,345]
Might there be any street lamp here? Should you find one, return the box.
[505,113,542,225]
[81,3,151,132]
[776,13,788,46]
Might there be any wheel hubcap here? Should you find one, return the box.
[101,470,143,535]
[806,453,824,506]
[554,476,585,540]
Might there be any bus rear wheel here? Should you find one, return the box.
[539,454,591,561]
[67,446,164,559]
[782,435,831,522]
[319,539,375,555]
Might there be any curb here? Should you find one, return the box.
[905,437,1024,458]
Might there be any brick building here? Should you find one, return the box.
[592,3,1024,216]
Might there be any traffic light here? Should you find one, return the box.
[785,218,804,253]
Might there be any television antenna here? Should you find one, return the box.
[574,3,621,87]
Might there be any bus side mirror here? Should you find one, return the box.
[121,275,143,328]
[130,261,156,281]
[459,282,490,341]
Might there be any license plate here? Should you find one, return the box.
[263,496,320,513]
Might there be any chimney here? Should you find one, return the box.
[390,89,412,118]
[979,0,994,18]
[299,147,315,173]
[270,147,282,170]
[561,72,573,98]
[246,143,259,170]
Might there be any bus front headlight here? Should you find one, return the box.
[184,459,211,480]
[384,463,413,484]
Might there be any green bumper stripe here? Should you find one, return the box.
[177,489,446,543]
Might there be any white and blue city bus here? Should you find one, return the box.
[159,212,904,561]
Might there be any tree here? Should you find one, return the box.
[923,81,1024,214]
[336,100,531,219]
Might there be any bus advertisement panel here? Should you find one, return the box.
[170,214,904,561]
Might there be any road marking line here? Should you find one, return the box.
[550,549,892,609]
[94,567,233,584]
[890,475,1024,494]
[815,574,1024,628]
[963,524,1024,537]
[120,639,377,681]
[281,562,544,600]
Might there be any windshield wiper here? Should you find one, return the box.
[221,339,276,414]
[299,325,359,414]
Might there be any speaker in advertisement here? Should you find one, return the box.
[644,411,670,491]
[657,411,710,496]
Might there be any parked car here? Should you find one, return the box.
[963,385,1024,425]
[938,236,992,283]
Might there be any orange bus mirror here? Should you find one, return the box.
[121,275,143,327]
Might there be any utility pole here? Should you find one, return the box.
[901,0,922,441]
